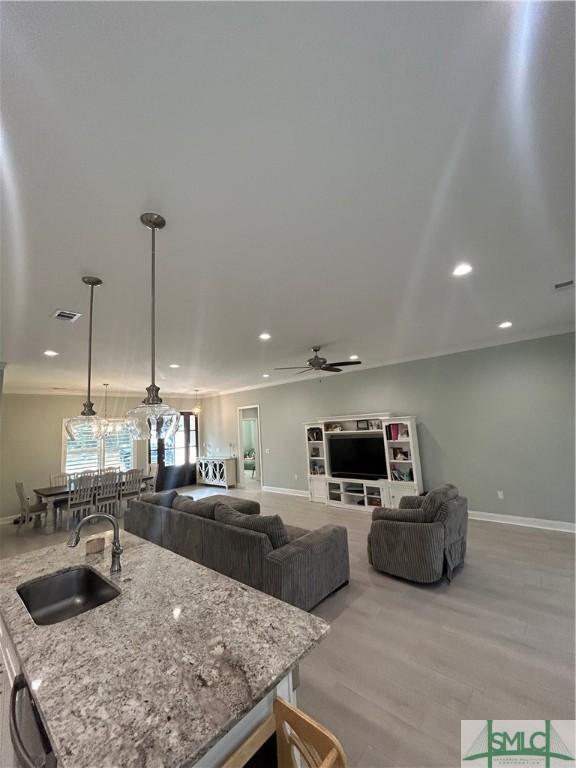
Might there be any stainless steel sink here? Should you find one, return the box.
[17,565,120,626]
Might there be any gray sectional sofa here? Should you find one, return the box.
[125,491,349,611]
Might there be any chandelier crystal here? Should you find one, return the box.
[126,213,180,441]
[192,389,202,416]
[65,277,109,441]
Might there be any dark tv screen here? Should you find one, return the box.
[328,435,387,480]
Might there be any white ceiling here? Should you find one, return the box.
[1,1,573,395]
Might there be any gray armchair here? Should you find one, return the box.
[367,484,468,583]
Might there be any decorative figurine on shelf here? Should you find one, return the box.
[311,447,320,458]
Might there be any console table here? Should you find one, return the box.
[197,457,238,489]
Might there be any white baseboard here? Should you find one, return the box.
[0,516,18,527]
[261,486,309,498]
[469,509,574,534]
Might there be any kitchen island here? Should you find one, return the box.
[0,530,329,767]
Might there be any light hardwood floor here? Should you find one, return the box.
[2,487,574,767]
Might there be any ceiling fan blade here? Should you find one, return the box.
[297,368,315,374]
[322,366,342,372]
[274,366,310,370]
[328,361,362,367]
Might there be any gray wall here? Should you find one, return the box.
[200,334,574,522]
[0,392,204,521]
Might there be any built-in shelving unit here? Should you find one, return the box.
[304,413,423,510]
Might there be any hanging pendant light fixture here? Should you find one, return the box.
[126,213,180,441]
[65,277,109,441]
[192,389,201,416]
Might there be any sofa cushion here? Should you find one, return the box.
[214,503,290,549]
[285,524,310,542]
[421,484,459,520]
[140,490,178,508]
[172,494,216,519]
[208,494,260,516]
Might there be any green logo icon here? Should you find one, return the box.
[463,720,574,767]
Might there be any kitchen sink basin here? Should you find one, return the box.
[17,565,120,626]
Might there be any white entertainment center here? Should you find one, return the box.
[305,413,423,510]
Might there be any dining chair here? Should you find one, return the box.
[50,472,69,488]
[120,469,144,511]
[144,463,159,493]
[15,482,48,533]
[60,474,95,528]
[95,472,120,518]
[221,697,347,768]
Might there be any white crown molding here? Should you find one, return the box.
[199,327,575,399]
[2,327,573,397]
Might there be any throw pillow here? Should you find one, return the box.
[141,490,178,508]
[214,502,289,549]
[172,495,215,519]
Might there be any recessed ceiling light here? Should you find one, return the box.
[452,263,473,277]
[169,363,180,368]
[349,354,359,361]
[259,332,271,341]
[262,373,270,378]
[44,350,59,357]
[498,321,512,329]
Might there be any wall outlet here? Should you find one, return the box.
[497,490,504,500]
[265,448,270,454]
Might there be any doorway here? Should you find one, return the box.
[150,411,198,491]
[237,405,262,489]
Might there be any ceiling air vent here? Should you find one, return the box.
[50,308,82,322]
[554,280,574,291]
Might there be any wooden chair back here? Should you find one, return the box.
[15,481,29,514]
[50,472,69,487]
[274,698,347,768]
[123,468,143,495]
[69,474,94,506]
[97,472,119,502]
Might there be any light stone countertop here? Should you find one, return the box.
[0,530,329,768]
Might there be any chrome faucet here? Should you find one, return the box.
[67,514,123,574]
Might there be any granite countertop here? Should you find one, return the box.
[0,531,329,768]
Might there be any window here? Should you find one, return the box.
[150,412,198,468]
[63,420,135,473]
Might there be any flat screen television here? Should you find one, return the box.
[327,435,387,480]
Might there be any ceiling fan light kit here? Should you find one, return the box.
[65,276,109,441]
[126,213,181,442]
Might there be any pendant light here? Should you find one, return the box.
[126,213,180,441]
[65,277,109,441]
[192,389,201,416]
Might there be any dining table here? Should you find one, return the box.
[33,475,153,533]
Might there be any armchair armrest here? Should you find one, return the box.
[398,495,423,510]
[263,525,349,611]
[372,506,426,523]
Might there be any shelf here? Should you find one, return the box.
[326,430,383,436]
[387,439,411,444]
[343,491,365,497]
[307,441,324,444]
[390,459,413,464]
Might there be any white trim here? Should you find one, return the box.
[469,509,574,533]
[237,404,263,488]
[261,485,309,497]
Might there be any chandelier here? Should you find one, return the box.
[65,277,109,441]
[192,389,201,416]
[126,213,180,441]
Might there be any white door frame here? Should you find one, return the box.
[237,405,263,488]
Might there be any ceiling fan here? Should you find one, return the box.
[275,346,362,375]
